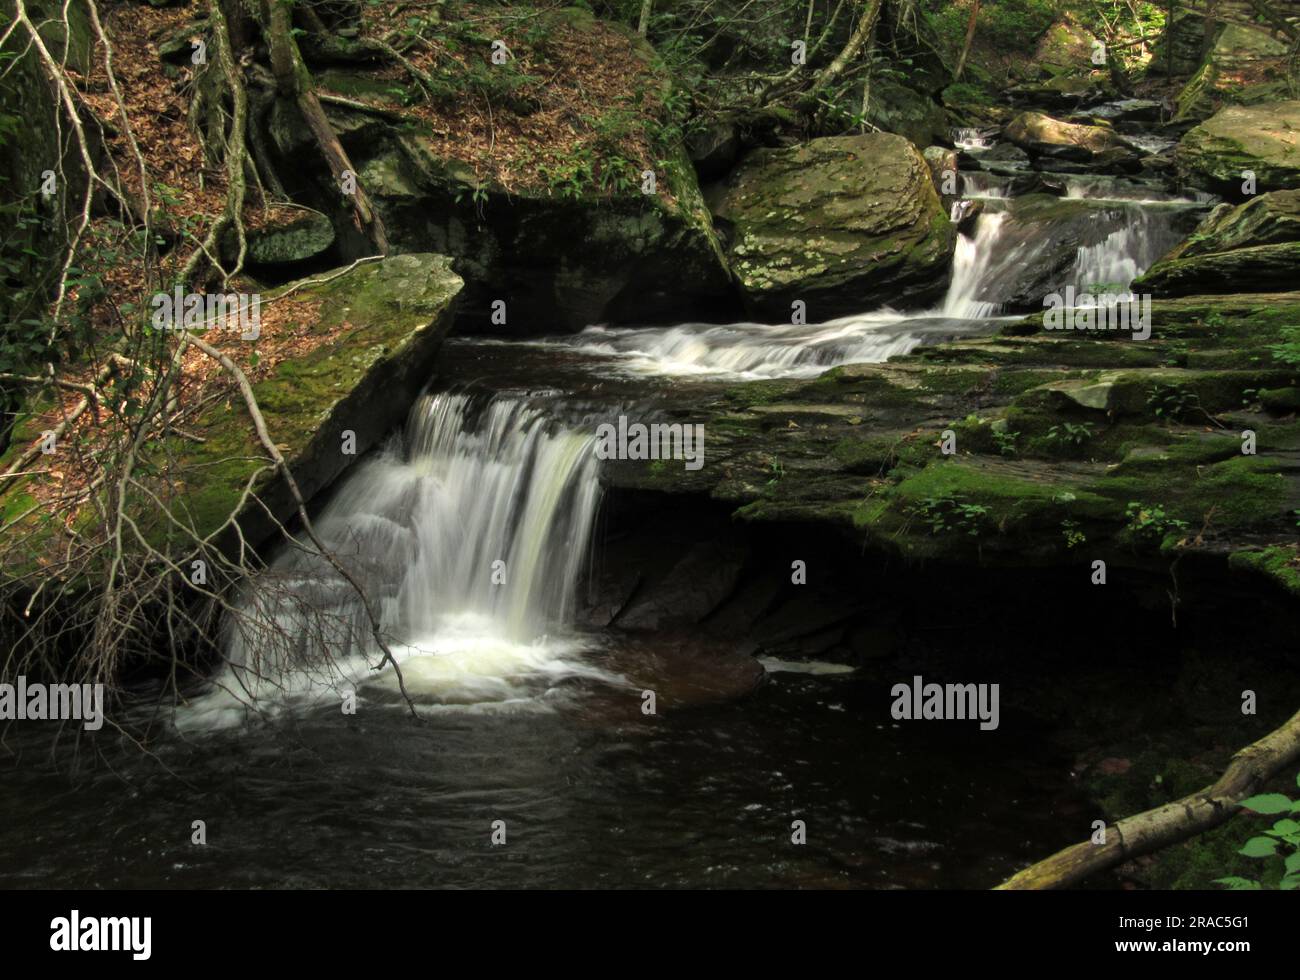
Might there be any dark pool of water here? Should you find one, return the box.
[0,660,1086,889]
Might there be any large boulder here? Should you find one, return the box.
[0,254,463,582]
[1135,190,1300,296]
[1175,102,1300,196]
[1003,111,1139,171]
[865,80,951,150]
[1030,16,1099,76]
[1149,9,1214,77]
[710,133,956,320]
[1175,24,1293,122]
[255,7,737,335]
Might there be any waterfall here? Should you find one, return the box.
[1071,207,1183,293]
[940,211,1013,319]
[177,391,614,728]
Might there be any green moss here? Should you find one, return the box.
[1229,545,1300,596]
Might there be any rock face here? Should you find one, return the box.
[711,133,955,320]
[1176,102,1300,196]
[1136,190,1300,296]
[263,101,735,334]
[1003,111,1138,170]
[606,294,1300,601]
[1175,23,1292,121]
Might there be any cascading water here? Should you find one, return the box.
[941,210,1013,319]
[177,391,617,729]
[1071,207,1185,292]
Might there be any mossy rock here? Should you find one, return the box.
[1174,24,1292,123]
[0,254,463,585]
[712,132,955,320]
[1136,191,1300,296]
[1176,102,1300,197]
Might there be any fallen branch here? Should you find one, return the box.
[996,706,1300,889]
[181,332,416,717]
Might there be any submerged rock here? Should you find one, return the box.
[1175,102,1300,196]
[712,133,955,320]
[1136,190,1300,296]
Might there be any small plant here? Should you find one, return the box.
[1045,421,1093,447]
[1267,325,1300,366]
[913,496,989,537]
[992,428,1020,457]
[1060,518,1086,549]
[1147,382,1202,423]
[1214,775,1300,890]
[765,458,785,489]
[1125,501,1189,541]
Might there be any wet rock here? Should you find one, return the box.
[614,539,747,631]
[923,145,960,198]
[1175,102,1300,197]
[980,142,1032,169]
[712,132,956,319]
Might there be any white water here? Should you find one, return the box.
[177,392,618,730]
[941,211,1014,319]
[526,207,1025,380]
[953,128,996,152]
[1071,209,1178,292]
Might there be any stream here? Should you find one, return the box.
[0,118,1223,889]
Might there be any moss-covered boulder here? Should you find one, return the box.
[241,208,336,269]
[1030,16,1099,76]
[1175,102,1300,196]
[0,254,463,583]
[256,6,735,334]
[1003,111,1139,170]
[710,133,955,320]
[865,80,951,150]
[1174,23,1293,122]
[1136,190,1300,296]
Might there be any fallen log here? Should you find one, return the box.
[996,706,1300,889]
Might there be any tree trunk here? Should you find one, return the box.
[997,705,1300,889]
[954,1,980,82]
[637,0,653,37]
[261,0,389,255]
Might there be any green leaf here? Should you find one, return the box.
[1269,818,1300,838]
[1239,836,1278,858]
[1239,793,1294,815]
[1285,852,1300,875]
[1281,873,1300,891]
[1213,876,1261,890]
